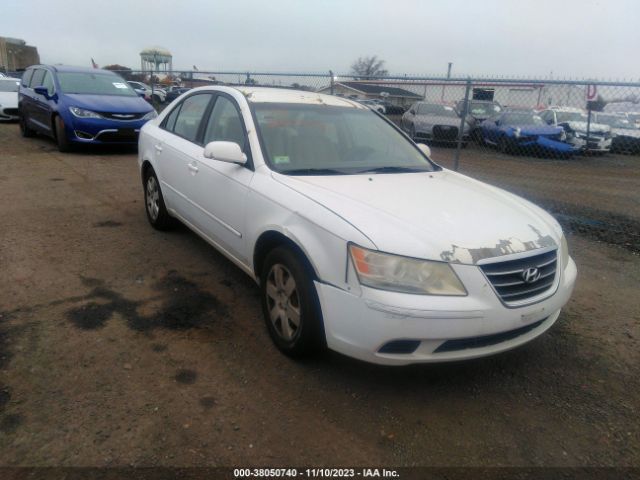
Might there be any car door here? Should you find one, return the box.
[18,68,34,122]
[154,93,213,226]
[26,69,48,133]
[188,93,255,262]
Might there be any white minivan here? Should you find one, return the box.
[138,86,577,365]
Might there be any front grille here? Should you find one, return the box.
[480,249,557,304]
[2,107,18,116]
[98,112,146,121]
[95,129,139,143]
[433,125,458,140]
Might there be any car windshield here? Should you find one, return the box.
[556,111,587,122]
[57,72,138,96]
[0,79,19,92]
[468,102,501,116]
[417,103,458,117]
[502,112,545,125]
[253,103,437,175]
[596,115,635,129]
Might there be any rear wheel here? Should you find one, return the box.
[54,116,71,152]
[260,247,325,358]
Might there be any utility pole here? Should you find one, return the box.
[441,62,452,101]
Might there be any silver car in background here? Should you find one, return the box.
[401,102,470,146]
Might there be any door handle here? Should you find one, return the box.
[187,163,199,174]
[154,144,163,152]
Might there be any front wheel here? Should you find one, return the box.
[260,247,325,358]
[19,113,35,137]
[498,136,514,154]
[143,168,176,230]
[54,116,71,152]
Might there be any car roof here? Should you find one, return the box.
[548,106,584,112]
[229,86,365,108]
[29,64,118,75]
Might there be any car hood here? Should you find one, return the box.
[274,170,560,264]
[561,121,610,133]
[415,114,462,127]
[63,94,153,113]
[502,124,563,136]
[0,91,18,107]
[612,128,640,138]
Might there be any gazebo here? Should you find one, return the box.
[140,47,172,73]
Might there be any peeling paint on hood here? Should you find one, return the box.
[274,170,562,265]
[439,225,556,264]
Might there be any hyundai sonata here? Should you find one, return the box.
[138,86,577,365]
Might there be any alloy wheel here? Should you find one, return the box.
[146,176,160,221]
[265,263,301,341]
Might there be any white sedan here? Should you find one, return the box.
[138,86,577,365]
[0,77,20,121]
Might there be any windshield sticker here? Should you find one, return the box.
[113,82,128,89]
[273,156,291,165]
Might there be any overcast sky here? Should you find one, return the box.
[2,0,638,79]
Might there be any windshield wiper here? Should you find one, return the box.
[280,168,347,176]
[354,166,430,174]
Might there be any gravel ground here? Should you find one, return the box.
[0,122,639,468]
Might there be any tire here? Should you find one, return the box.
[472,129,484,145]
[498,136,513,155]
[19,113,35,138]
[143,167,176,230]
[54,116,71,152]
[260,246,325,358]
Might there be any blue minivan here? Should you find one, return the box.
[19,65,156,151]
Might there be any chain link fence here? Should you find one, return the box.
[109,69,640,253]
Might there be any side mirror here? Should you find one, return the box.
[203,141,247,165]
[34,86,50,98]
[409,109,415,115]
[416,143,431,157]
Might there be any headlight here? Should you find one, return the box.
[349,245,467,296]
[142,110,158,120]
[514,127,521,138]
[560,130,567,141]
[69,107,102,119]
[560,234,569,270]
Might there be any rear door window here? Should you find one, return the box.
[21,69,34,87]
[171,94,212,143]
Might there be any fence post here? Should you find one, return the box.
[329,70,334,95]
[454,78,472,172]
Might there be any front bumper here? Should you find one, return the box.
[0,106,19,121]
[569,136,612,152]
[315,257,577,365]
[414,126,470,143]
[515,136,574,154]
[66,116,150,144]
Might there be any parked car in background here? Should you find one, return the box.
[456,99,503,142]
[355,98,385,114]
[127,81,166,103]
[165,87,191,103]
[0,77,20,121]
[593,112,640,154]
[603,102,640,127]
[138,86,576,365]
[538,107,612,153]
[401,102,469,146]
[479,110,573,156]
[18,65,157,151]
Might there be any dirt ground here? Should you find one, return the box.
[0,122,639,468]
